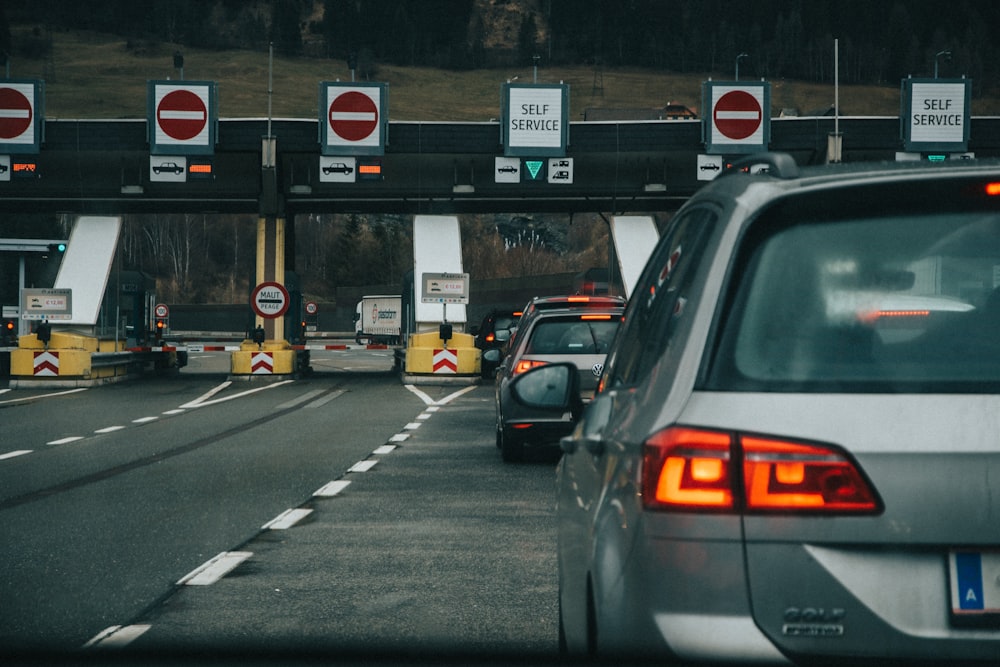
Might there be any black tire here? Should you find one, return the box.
[499,427,524,463]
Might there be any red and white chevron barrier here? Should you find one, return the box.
[251,351,274,374]
[33,351,59,376]
[432,348,458,374]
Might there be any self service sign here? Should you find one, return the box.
[901,78,971,152]
[501,83,569,157]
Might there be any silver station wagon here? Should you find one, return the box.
[514,154,1000,664]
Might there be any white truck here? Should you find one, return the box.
[354,295,402,345]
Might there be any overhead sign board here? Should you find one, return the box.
[421,272,469,304]
[0,80,44,153]
[147,81,217,155]
[319,82,388,156]
[703,81,771,154]
[501,83,569,157]
[21,288,72,321]
[901,78,971,152]
[251,281,289,319]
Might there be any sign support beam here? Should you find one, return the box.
[255,216,286,341]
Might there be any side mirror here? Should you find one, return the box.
[493,328,511,343]
[509,362,583,417]
[483,349,502,363]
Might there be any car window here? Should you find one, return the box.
[708,210,1000,391]
[524,318,618,355]
[604,206,718,389]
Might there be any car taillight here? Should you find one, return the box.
[985,182,1000,196]
[642,426,880,514]
[513,359,547,375]
[486,333,495,343]
[643,427,735,510]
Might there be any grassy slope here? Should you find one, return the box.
[13,28,1000,121]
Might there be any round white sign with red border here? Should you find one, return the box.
[0,83,37,145]
[325,85,382,148]
[154,303,169,318]
[153,84,211,147]
[710,85,766,146]
[251,282,289,319]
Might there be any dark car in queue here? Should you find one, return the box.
[511,154,1000,663]
[473,308,521,377]
[494,295,624,463]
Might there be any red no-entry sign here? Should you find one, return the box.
[713,90,762,140]
[329,90,379,142]
[0,86,34,141]
[157,89,208,141]
[320,83,386,155]
[704,82,770,154]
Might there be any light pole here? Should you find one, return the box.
[934,49,951,78]
[735,52,748,81]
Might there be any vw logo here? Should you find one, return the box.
[591,362,604,377]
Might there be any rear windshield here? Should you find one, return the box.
[708,209,1000,392]
[524,318,619,355]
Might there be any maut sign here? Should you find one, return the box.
[251,281,289,319]
[320,82,388,156]
[148,81,217,155]
[703,82,771,154]
[0,80,43,153]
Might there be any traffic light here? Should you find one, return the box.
[155,319,165,341]
[2,319,15,346]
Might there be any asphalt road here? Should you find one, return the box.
[0,350,559,663]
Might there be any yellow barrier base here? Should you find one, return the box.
[402,331,480,384]
[9,331,134,388]
[230,339,302,379]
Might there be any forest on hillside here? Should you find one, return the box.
[5,1,1000,93]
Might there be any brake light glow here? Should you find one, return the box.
[985,182,1000,196]
[485,333,495,343]
[642,427,880,514]
[567,296,591,302]
[513,359,547,375]
[643,428,734,509]
[580,314,613,320]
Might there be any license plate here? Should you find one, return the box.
[949,550,1000,626]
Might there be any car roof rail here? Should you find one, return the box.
[720,152,799,180]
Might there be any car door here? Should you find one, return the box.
[557,205,720,651]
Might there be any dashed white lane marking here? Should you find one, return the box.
[177,551,253,586]
[48,436,84,446]
[0,450,32,460]
[314,480,351,497]
[94,425,126,434]
[262,508,313,530]
[162,409,185,415]
[373,445,396,455]
[84,624,151,648]
[132,416,159,424]
[389,433,410,443]
[0,387,87,406]
[348,460,378,473]
[417,412,432,420]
